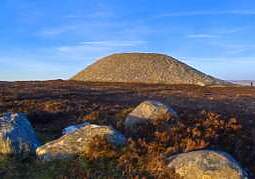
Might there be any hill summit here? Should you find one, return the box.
[71,53,227,86]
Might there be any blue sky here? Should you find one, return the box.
[1,0,255,81]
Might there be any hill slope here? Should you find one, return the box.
[72,53,228,86]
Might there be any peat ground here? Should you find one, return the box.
[0,80,255,178]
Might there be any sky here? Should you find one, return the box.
[0,0,255,81]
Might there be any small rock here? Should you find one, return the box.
[36,124,126,161]
[62,122,90,135]
[125,100,178,136]
[0,113,41,155]
[167,150,247,179]
[197,81,206,86]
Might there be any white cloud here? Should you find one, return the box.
[187,34,219,39]
[80,40,147,47]
[158,10,255,17]
[207,42,255,55]
[39,25,79,36]
[57,40,147,53]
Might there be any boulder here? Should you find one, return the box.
[62,122,90,135]
[125,100,178,136]
[36,124,126,161]
[167,150,247,179]
[0,113,41,155]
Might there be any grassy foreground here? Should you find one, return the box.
[0,81,255,178]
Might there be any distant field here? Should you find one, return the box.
[230,80,255,86]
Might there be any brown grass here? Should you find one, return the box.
[0,80,254,177]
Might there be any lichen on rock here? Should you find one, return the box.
[125,100,178,137]
[167,150,248,179]
[36,124,126,161]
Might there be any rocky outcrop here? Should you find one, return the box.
[0,113,41,155]
[125,100,178,136]
[167,150,247,179]
[36,124,126,161]
[72,53,229,86]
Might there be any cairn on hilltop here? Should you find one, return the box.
[72,53,229,86]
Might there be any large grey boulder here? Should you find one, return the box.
[167,150,247,179]
[36,124,126,161]
[125,100,178,136]
[0,113,41,155]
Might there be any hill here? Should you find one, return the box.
[72,53,228,86]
